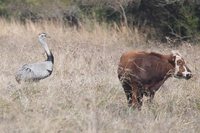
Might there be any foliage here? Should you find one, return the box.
[0,0,200,41]
[146,1,199,41]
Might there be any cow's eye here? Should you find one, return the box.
[177,60,182,65]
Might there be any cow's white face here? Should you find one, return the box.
[172,51,192,80]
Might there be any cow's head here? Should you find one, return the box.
[171,51,192,80]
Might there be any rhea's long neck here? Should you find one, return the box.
[39,38,54,64]
[47,51,54,64]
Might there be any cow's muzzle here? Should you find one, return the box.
[186,73,192,80]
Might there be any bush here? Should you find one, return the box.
[0,0,200,42]
[160,2,199,40]
[0,0,10,18]
[133,0,200,41]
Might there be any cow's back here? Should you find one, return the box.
[117,50,192,109]
[118,51,173,85]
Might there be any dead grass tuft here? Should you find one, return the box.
[0,19,200,132]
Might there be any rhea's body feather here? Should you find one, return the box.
[15,33,54,83]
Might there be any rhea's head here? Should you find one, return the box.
[38,33,50,41]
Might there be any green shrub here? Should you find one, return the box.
[0,0,200,42]
[162,2,199,40]
[134,0,200,41]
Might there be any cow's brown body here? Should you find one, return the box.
[117,51,192,109]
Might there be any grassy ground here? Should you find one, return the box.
[0,19,200,133]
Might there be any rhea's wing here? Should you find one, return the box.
[23,62,53,78]
[16,61,53,82]
[15,64,36,82]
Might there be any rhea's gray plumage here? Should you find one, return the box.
[15,33,54,83]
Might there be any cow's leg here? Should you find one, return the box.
[136,87,144,110]
[147,79,166,103]
[122,81,140,109]
[131,83,143,110]
[138,91,144,107]
[122,82,133,107]
[147,91,155,103]
[129,89,143,110]
[122,79,143,110]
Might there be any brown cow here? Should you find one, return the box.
[117,50,192,110]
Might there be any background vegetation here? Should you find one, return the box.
[0,0,200,132]
[0,0,200,42]
[0,18,200,133]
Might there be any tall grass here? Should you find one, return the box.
[0,19,200,133]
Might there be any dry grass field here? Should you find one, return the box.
[0,19,200,133]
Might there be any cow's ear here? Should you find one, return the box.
[171,56,175,62]
[168,54,175,66]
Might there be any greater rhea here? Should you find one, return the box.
[15,33,54,83]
